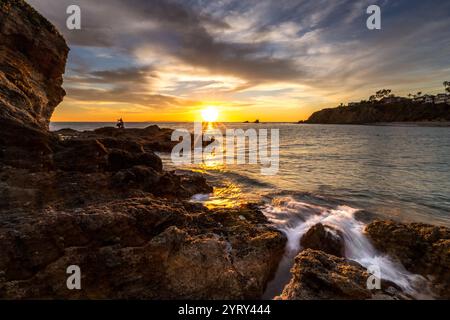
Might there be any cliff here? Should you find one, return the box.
[0,0,69,130]
[307,102,450,124]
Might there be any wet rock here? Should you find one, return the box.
[365,220,450,298]
[300,223,345,257]
[277,249,409,300]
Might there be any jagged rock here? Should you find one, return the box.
[0,197,286,299]
[300,223,345,257]
[277,249,409,300]
[365,220,450,298]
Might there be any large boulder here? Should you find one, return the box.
[277,249,408,300]
[365,220,450,298]
[300,223,345,257]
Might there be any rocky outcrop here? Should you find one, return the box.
[277,249,409,300]
[300,223,345,257]
[307,102,450,124]
[365,220,450,298]
[0,0,68,131]
[0,199,286,299]
[0,0,68,169]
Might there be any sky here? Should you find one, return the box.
[27,0,450,122]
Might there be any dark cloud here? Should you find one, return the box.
[26,0,450,108]
[64,66,196,108]
[27,0,302,82]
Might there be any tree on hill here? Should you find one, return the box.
[444,81,450,93]
[375,89,392,100]
[368,89,393,103]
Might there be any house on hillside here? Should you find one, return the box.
[413,95,434,104]
[424,95,435,104]
[413,96,424,103]
[435,93,450,104]
[380,96,407,104]
[348,102,359,107]
[422,95,435,104]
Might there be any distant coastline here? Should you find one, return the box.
[304,87,450,125]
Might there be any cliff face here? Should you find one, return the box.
[307,102,450,124]
[0,0,69,131]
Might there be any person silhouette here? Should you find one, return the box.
[116,118,124,129]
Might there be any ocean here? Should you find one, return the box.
[51,122,450,298]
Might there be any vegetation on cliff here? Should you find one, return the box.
[306,87,450,124]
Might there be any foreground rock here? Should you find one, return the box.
[366,220,450,298]
[300,223,345,257]
[277,249,409,300]
[0,199,286,299]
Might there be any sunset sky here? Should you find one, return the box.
[28,0,450,122]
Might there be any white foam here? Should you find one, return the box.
[262,197,433,298]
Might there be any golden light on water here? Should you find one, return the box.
[201,106,219,122]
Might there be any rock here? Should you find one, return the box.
[300,223,345,257]
[0,0,68,169]
[0,0,68,131]
[93,125,178,152]
[111,166,161,191]
[277,249,409,300]
[107,149,162,172]
[53,139,109,172]
[0,197,286,299]
[365,220,450,298]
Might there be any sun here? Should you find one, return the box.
[201,106,219,122]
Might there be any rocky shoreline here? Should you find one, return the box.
[0,0,448,300]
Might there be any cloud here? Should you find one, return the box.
[64,66,199,108]
[27,0,450,119]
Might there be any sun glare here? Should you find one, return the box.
[201,106,219,122]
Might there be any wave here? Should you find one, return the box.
[261,196,433,299]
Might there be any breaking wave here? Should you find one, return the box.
[261,196,432,299]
